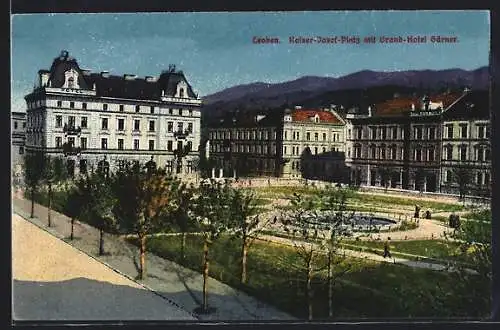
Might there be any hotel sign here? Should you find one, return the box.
[45,87,96,96]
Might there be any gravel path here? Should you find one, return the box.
[12,214,196,321]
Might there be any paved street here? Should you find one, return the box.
[12,197,296,321]
[12,214,196,321]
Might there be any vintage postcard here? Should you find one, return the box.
[11,10,491,322]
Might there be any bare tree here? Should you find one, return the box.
[23,152,45,218]
[452,167,472,203]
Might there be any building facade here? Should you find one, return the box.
[24,50,202,177]
[439,90,491,196]
[11,111,26,177]
[346,90,490,196]
[208,107,347,180]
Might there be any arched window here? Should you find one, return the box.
[68,77,74,88]
[179,88,184,98]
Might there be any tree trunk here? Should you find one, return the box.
[30,187,35,218]
[328,250,333,318]
[241,238,249,284]
[47,183,52,227]
[70,217,74,240]
[139,234,146,279]
[99,228,104,256]
[306,257,313,321]
[181,231,187,262]
[202,240,210,311]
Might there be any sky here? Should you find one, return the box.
[11,11,490,112]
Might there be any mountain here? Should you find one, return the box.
[201,66,489,121]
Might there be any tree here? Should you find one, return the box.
[112,165,176,279]
[280,187,355,320]
[23,152,45,218]
[379,167,392,191]
[452,167,472,203]
[228,188,267,284]
[75,172,117,255]
[300,147,313,179]
[63,185,83,241]
[191,179,234,313]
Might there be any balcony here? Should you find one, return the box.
[62,143,82,156]
[63,124,82,136]
[173,128,192,140]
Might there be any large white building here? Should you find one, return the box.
[24,50,202,177]
[11,111,26,179]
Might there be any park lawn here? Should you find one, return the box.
[127,234,489,319]
[343,239,471,263]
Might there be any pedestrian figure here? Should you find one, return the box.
[425,210,431,219]
[383,237,392,258]
[268,178,271,187]
[249,179,252,187]
[414,205,420,218]
[273,216,277,224]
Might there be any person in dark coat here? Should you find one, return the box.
[383,237,392,258]
[414,205,421,218]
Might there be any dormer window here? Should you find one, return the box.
[284,115,292,122]
[179,88,184,98]
[68,77,74,88]
[314,115,320,123]
[64,69,80,89]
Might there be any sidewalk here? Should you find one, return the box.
[12,196,295,321]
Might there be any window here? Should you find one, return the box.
[119,105,124,112]
[314,147,318,154]
[446,145,453,160]
[177,141,183,151]
[478,125,485,139]
[103,104,108,111]
[134,119,140,131]
[187,141,192,151]
[428,149,435,161]
[57,100,62,107]
[149,120,155,132]
[446,170,452,182]
[485,148,491,161]
[82,102,87,110]
[314,133,318,141]
[55,137,62,147]
[392,127,397,139]
[460,124,468,138]
[354,145,361,158]
[380,146,386,159]
[150,106,155,114]
[81,117,87,128]
[101,138,108,149]
[80,137,87,150]
[149,140,155,151]
[446,125,453,139]
[179,88,184,98]
[381,128,387,140]
[118,119,125,131]
[415,126,423,140]
[428,127,435,140]
[101,118,108,130]
[356,128,362,140]
[477,172,483,185]
[284,146,287,155]
[322,133,326,141]
[477,147,484,161]
[485,172,490,184]
[55,116,63,128]
[390,145,397,160]
[134,139,139,150]
[370,145,376,159]
[167,140,173,151]
[370,127,376,140]
[23,122,26,129]
[284,131,288,140]
[306,132,310,141]
[188,123,193,133]
[169,109,173,115]
[135,105,140,113]
[460,145,467,161]
[14,121,18,129]
[415,149,422,161]
[68,77,74,88]
[167,121,173,132]
[68,116,75,127]
[19,146,24,155]
[189,109,193,116]
[70,101,74,109]
[177,122,183,132]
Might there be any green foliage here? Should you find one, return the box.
[73,172,117,233]
[23,152,45,191]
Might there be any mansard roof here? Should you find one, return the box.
[441,90,489,120]
[372,92,463,117]
[291,109,344,124]
[43,51,198,100]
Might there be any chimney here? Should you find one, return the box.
[124,74,137,80]
[101,71,110,78]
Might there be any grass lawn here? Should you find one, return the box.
[128,234,489,319]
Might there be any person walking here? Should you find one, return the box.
[383,237,392,259]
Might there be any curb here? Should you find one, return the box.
[13,211,200,321]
